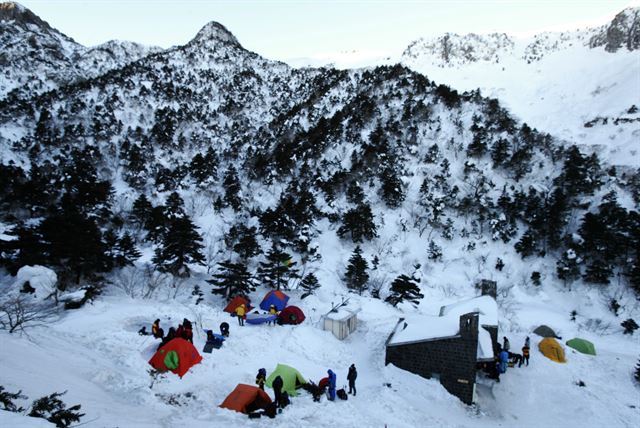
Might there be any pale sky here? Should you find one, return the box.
[17,0,638,61]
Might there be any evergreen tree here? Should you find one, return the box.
[380,165,406,208]
[153,216,205,277]
[635,358,640,383]
[112,232,141,268]
[222,166,242,210]
[122,144,149,189]
[531,271,541,286]
[495,257,505,271]
[39,208,109,285]
[344,246,369,294]
[490,138,511,167]
[257,244,299,290]
[582,259,613,285]
[145,205,168,243]
[427,240,443,262]
[189,148,217,184]
[346,181,365,204]
[29,391,85,428]
[621,318,639,335]
[555,145,602,198]
[385,274,424,307]
[300,272,321,299]
[207,259,256,299]
[164,192,186,220]
[225,224,260,260]
[556,249,581,288]
[424,143,440,163]
[514,229,537,258]
[337,203,377,243]
[131,194,152,228]
[0,385,26,412]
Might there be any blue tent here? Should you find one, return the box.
[245,313,278,325]
[259,290,290,311]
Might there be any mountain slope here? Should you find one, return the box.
[0,4,639,428]
[398,7,640,167]
[0,1,160,100]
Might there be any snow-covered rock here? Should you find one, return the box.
[12,265,57,299]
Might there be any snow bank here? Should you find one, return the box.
[11,265,57,299]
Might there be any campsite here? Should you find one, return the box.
[1,276,639,427]
[1,2,639,427]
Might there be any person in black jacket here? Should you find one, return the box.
[220,322,229,337]
[347,364,357,396]
[272,375,284,408]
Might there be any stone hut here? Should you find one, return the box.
[385,295,498,405]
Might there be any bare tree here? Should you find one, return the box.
[0,296,58,334]
[111,265,170,299]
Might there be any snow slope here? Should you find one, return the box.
[1,284,638,427]
[401,42,640,167]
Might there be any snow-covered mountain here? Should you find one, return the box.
[288,8,640,167]
[0,3,639,428]
[399,7,640,167]
[0,1,160,100]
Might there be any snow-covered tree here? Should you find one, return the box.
[300,273,321,299]
[153,216,205,277]
[207,260,256,299]
[385,274,424,307]
[337,203,377,243]
[344,246,369,294]
[257,244,299,290]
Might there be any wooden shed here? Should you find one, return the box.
[322,307,359,340]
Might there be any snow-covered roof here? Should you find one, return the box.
[477,327,494,360]
[387,315,460,346]
[325,307,359,321]
[439,295,498,327]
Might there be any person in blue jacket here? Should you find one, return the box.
[327,369,337,401]
[499,348,509,373]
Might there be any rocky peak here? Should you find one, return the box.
[1,2,53,31]
[590,7,640,52]
[402,32,514,66]
[188,21,241,47]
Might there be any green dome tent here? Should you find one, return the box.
[533,325,559,338]
[566,338,596,355]
[265,363,307,396]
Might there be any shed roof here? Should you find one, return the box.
[439,295,498,327]
[325,306,360,321]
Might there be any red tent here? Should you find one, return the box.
[223,296,253,314]
[148,338,202,378]
[220,384,272,414]
[277,305,306,325]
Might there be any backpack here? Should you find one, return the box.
[337,388,348,400]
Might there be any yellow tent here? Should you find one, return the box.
[539,337,566,363]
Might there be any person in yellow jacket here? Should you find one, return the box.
[151,319,164,339]
[268,304,278,326]
[235,303,246,326]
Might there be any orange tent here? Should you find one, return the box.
[220,384,272,414]
[539,337,566,363]
[223,296,253,314]
[148,338,203,378]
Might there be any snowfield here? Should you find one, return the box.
[1,271,639,427]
